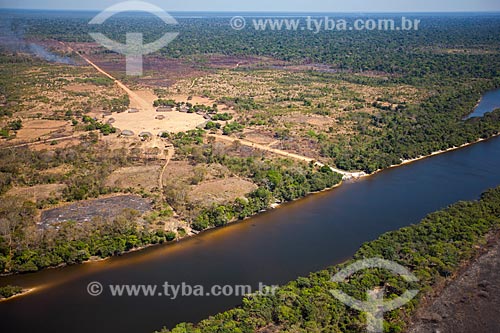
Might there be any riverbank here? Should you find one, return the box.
[3,134,500,333]
[370,133,500,177]
[241,133,500,215]
[0,286,33,302]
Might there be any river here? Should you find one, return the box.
[466,88,500,119]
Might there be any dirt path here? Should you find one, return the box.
[1,45,154,151]
[0,134,78,150]
[409,236,500,333]
[208,134,365,179]
[267,140,281,147]
[158,148,174,189]
[62,43,151,112]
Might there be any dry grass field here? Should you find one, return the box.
[188,177,257,206]
[103,90,207,138]
[13,119,71,142]
[5,183,66,202]
[105,165,162,192]
[156,68,425,161]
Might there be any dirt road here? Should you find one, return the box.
[61,44,365,180]
[158,148,174,189]
[208,134,365,179]
[62,43,152,112]
[0,134,79,150]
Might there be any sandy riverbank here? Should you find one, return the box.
[0,288,35,302]
[363,133,500,178]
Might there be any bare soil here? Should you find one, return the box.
[162,160,195,182]
[409,235,500,333]
[63,83,99,92]
[13,119,71,142]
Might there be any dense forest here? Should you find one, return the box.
[20,14,500,80]
[320,81,500,172]
[159,186,500,333]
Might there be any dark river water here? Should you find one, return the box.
[2,139,500,333]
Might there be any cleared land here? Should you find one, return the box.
[40,195,152,227]
[105,165,162,192]
[188,177,257,206]
[103,90,206,137]
[5,184,66,202]
[70,47,207,141]
[160,68,424,165]
[410,236,500,333]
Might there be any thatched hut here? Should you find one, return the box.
[121,130,135,137]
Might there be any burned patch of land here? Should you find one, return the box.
[40,195,152,227]
[409,235,500,333]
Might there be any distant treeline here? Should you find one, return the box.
[23,15,500,79]
[14,14,500,173]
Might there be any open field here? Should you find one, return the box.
[103,90,206,137]
[13,119,71,142]
[105,165,162,192]
[70,48,209,145]
[5,183,66,202]
[188,177,257,206]
[156,68,425,164]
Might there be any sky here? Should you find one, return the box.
[0,0,499,12]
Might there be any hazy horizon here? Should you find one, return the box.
[0,0,499,13]
[2,8,500,14]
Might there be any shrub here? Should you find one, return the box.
[0,285,23,299]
